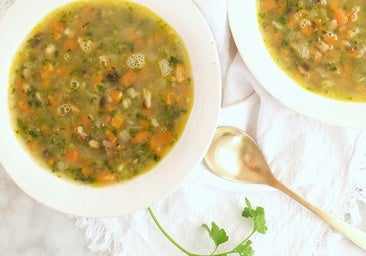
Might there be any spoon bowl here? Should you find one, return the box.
[204,126,366,251]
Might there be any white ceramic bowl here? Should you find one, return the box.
[228,0,366,128]
[0,0,221,217]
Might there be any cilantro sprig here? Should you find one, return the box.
[147,198,267,256]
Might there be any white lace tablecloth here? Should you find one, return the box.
[1,0,366,255]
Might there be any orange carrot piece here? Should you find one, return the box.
[80,114,92,131]
[18,100,30,112]
[92,74,103,84]
[139,119,150,128]
[81,168,92,176]
[111,115,124,129]
[47,96,58,111]
[110,89,123,103]
[149,131,173,157]
[63,39,78,51]
[51,20,66,40]
[120,69,137,87]
[262,0,276,11]
[51,20,66,32]
[65,149,80,163]
[41,125,52,136]
[105,130,118,144]
[333,8,348,25]
[131,131,149,144]
[150,134,162,157]
[301,23,314,37]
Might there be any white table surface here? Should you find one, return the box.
[0,165,96,256]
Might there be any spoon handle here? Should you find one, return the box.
[272,179,366,251]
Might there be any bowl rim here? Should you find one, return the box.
[228,0,366,129]
[0,0,222,217]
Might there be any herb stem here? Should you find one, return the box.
[147,207,193,255]
[148,207,237,256]
[239,228,256,246]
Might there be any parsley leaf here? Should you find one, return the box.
[202,222,229,250]
[242,198,268,234]
[233,240,254,256]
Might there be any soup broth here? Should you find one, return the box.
[8,0,193,185]
[258,0,366,101]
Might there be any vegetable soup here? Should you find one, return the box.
[258,0,366,101]
[8,0,193,185]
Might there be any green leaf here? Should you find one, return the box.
[202,222,229,247]
[234,240,254,256]
[242,198,268,234]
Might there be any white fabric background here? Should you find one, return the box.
[1,0,366,255]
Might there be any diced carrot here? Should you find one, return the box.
[301,23,314,37]
[104,102,116,112]
[131,131,149,144]
[27,143,36,152]
[96,170,117,183]
[81,168,92,176]
[92,74,103,84]
[150,134,162,157]
[139,119,150,128]
[51,19,66,33]
[40,63,54,78]
[272,32,283,47]
[18,100,30,112]
[80,114,92,131]
[178,81,193,97]
[65,149,80,163]
[323,34,337,46]
[41,125,52,136]
[110,89,123,103]
[160,131,173,144]
[288,14,299,28]
[333,8,348,25]
[120,69,137,87]
[149,131,173,157]
[111,115,124,129]
[40,63,54,88]
[262,0,276,11]
[51,20,66,40]
[347,49,362,59]
[105,130,118,144]
[48,96,58,111]
[63,39,78,51]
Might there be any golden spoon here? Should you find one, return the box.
[204,126,366,251]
